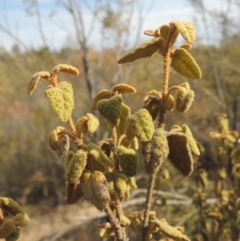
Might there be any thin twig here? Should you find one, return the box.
[141,173,156,241]
[105,204,124,241]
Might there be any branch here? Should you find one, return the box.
[36,197,217,241]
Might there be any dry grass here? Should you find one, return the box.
[20,200,100,241]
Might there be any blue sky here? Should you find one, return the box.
[0,0,236,51]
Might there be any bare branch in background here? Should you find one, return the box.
[35,0,48,47]
[62,0,95,101]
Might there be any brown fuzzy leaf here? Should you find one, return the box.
[66,179,84,204]
[112,84,136,94]
[118,37,165,64]
[27,71,50,95]
[92,90,111,110]
[152,219,190,241]
[52,64,79,76]
[167,132,194,176]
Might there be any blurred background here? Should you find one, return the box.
[1,0,240,240]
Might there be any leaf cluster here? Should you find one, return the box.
[25,20,203,241]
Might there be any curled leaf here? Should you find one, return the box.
[118,37,165,64]
[166,94,175,111]
[112,84,136,94]
[180,43,192,51]
[52,64,79,76]
[57,134,70,158]
[181,124,200,155]
[171,48,202,79]
[0,198,24,215]
[144,29,155,36]
[86,113,99,133]
[88,143,114,172]
[160,25,170,40]
[27,71,50,95]
[105,171,130,201]
[99,226,114,238]
[117,103,131,137]
[48,129,60,151]
[13,213,29,227]
[175,84,195,113]
[92,90,111,110]
[66,179,84,205]
[76,116,88,138]
[143,90,161,120]
[160,24,179,47]
[76,114,99,138]
[170,20,196,44]
[152,219,190,241]
[48,126,68,151]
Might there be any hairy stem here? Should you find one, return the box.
[162,48,171,97]
[142,26,178,241]
[112,126,118,146]
[158,26,176,128]
[105,205,124,241]
[67,117,76,135]
[112,126,120,170]
[118,134,126,147]
[141,173,156,241]
[116,199,127,241]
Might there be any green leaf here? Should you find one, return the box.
[170,20,196,44]
[171,48,202,79]
[126,109,154,142]
[175,86,195,113]
[117,103,131,137]
[105,171,130,201]
[118,146,138,177]
[65,150,87,183]
[181,124,200,155]
[86,113,99,133]
[88,143,114,172]
[118,37,165,64]
[97,95,122,126]
[45,81,74,122]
